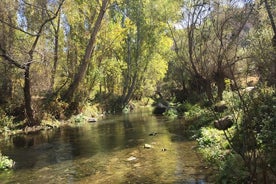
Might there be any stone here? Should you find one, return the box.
[144,144,152,149]
[127,156,137,161]
[214,115,233,130]
[149,132,158,136]
[87,117,97,122]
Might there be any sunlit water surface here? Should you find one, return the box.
[0,110,213,183]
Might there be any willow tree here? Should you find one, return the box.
[110,0,181,109]
[169,0,254,101]
[0,0,65,126]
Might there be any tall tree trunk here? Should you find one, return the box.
[49,11,61,91]
[62,0,109,103]
[24,63,37,126]
[215,70,225,101]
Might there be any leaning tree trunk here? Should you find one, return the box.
[62,0,109,103]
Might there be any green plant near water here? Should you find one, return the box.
[163,107,178,118]
[0,152,14,170]
[184,104,215,130]
[197,127,229,166]
[197,86,276,183]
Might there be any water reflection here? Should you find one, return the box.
[0,111,213,183]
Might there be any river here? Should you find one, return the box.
[0,110,213,183]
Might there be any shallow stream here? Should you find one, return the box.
[0,110,213,183]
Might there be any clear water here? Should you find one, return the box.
[0,110,213,183]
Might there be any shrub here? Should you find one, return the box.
[197,127,228,166]
[0,152,14,170]
[217,154,250,184]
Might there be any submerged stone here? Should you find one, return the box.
[144,144,152,149]
[87,117,97,122]
[127,156,137,161]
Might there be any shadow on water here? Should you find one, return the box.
[0,110,213,183]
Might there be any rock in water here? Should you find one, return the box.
[87,117,97,122]
[149,132,158,136]
[144,144,152,149]
[127,156,137,161]
[161,148,167,151]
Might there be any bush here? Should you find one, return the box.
[0,152,14,170]
[197,127,228,166]
[217,154,250,184]
[163,107,178,118]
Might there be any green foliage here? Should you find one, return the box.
[217,154,250,184]
[71,113,86,124]
[0,109,25,132]
[184,104,215,130]
[163,107,178,118]
[42,95,68,120]
[0,110,15,131]
[0,152,14,170]
[196,86,276,183]
[197,127,228,166]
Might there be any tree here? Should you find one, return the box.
[62,0,110,103]
[110,0,180,109]
[263,0,276,85]
[0,0,65,126]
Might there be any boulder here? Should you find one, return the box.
[214,116,233,130]
[153,102,168,115]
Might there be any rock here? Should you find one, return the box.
[144,144,152,149]
[214,115,233,130]
[149,132,158,136]
[161,148,167,151]
[214,101,228,112]
[127,156,137,161]
[153,102,168,115]
[134,163,141,167]
[87,117,97,122]
[245,86,255,92]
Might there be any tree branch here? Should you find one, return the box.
[0,46,25,69]
[264,0,276,35]
[0,19,38,37]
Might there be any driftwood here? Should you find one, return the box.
[214,116,233,130]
